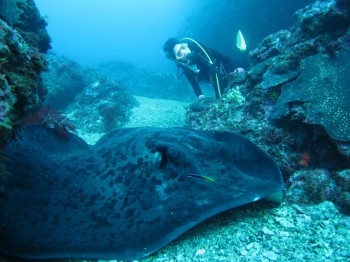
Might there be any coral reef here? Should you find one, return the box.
[0,72,16,131]
[42,53,138,137]
[22,107,76,138]
[0,0,51,52]
[272,49,350,146]
[0,17,48,147]
[42,53,97,109]
[66,77,138,135]
[250,0,350,89]
[288,168,350,215]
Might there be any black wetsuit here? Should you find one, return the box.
[179,40,236,99]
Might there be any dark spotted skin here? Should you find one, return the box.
[0,124,284,260]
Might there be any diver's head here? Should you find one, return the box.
[162,38,191,61]
[173,43,191,61]
[162,38,179,59]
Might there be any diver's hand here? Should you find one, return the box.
[233,68,245,74]
[209,62,217,74]
[198,95,205,100]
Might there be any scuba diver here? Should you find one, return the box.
[162,37,244,99]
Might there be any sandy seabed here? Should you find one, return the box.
[124,96,189,128]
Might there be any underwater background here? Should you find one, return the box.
[34,0,314,71]
[1,0,350,261]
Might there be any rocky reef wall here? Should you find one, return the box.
[186,0,350,213]
[0,0,50,147]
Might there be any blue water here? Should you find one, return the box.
[34,0,313,71]
[34,0,201,71]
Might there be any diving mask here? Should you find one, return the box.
[174,43,191,60]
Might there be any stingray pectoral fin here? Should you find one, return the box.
[2,125,286,261]
[263,190,286,203]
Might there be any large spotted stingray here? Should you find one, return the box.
[0,124,284,260]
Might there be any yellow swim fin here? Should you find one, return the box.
[236,30,246,51]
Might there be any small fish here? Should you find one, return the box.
[0,57,8,63]
[187,173,216,182]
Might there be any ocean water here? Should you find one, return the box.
[34,0,313,71]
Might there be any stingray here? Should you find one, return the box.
[0,124,284,261]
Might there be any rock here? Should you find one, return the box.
[195,249,206,256]
[294,0,350,38]
[260,68,300,89]
[43,53,105,109]
[250,30,292,63]
[0,18,47,146]
[0,0,51,52]
[262,251,278,261]
[188,97,218,112]
[272,50,350,143]
[262,226,274,235]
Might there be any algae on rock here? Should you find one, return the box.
[272,50,350,142]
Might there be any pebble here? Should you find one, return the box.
[275,217,295,228]
[240,249,248,256]
[176,254,184,261]
[246,242,255,250]
[262,251,278,261]
[262,226,274,235]
[279,231,290,237]
[195,249,206,256]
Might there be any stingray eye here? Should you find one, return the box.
[154,146,178,169]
